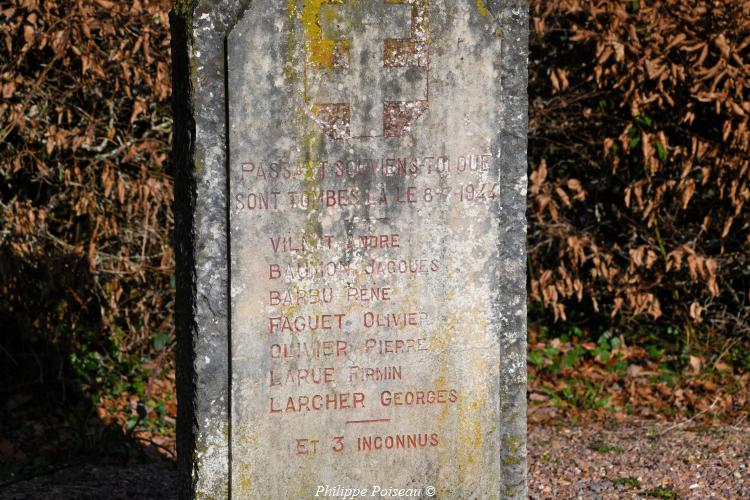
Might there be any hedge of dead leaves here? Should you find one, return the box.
[0,0,173,418]
[529,0,750,340]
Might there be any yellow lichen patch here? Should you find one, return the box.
[302,0,328,40]
[288,0,298,25]
[429,315,454,351]
[307,40,334,68]
[308,37,349,69]
[237,463,253,494]
[455,351,487,484]
[293,441,326,499]
[300,129,324,271]
[281,127,328,333]
[234,424,257,496]
[457,399,483,456]
[285,0,299,80]
[503,434,523,453]
[431,315,457,496]
[475,0,491,17]
[302,0,345,68]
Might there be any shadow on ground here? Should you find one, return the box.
[0,249,176,498]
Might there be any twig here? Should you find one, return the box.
[134,435,176,460]
[657,396,722,436]
[0,343,19,366]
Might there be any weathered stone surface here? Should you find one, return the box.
[173,0,527,498]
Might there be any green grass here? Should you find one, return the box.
[613,477,641,488]
[588,442,623,454]
[644,486,679,499]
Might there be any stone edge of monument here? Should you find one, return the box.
[172,1,251,498]
[489,1,529,498]
[171,0,528,498]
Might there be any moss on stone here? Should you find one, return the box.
[172,0,195,19]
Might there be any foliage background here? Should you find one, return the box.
[0,0,175,463]
[526,0,749,421]
[0,0,748,467]
[529,0,750,345]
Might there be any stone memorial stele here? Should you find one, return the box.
[172,0,527,498]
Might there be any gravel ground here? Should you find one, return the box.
[1,421,748,499]
[529,420,750,499]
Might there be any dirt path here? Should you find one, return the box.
[0,462,178,500]
[1,421,747,499]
